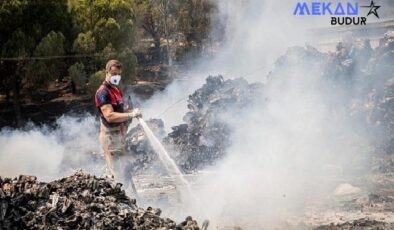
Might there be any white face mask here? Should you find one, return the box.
[110,75,121,85]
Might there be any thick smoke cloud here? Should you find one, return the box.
[145,0,386,228]
[0,115,104,180]
[0,0,392,228]
[0,128,64,180]
[173,48,372,227]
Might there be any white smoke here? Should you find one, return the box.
[173,50,372,228]
[142,0,378,228]
[0,129,64,180]
[0,0,389,228]
[0,115,104,181]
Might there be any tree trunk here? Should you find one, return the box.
[154,36,161,50]
[153,35,161,61]
[162,0,172,66]
[11,75,23,127]
[5,88,10,102]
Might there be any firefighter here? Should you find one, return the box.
[95,59,141,194]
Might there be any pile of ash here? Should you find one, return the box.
[164,75,263,171]
[0,171,201,229]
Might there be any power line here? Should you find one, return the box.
[237,65,266,78]
[157,95,189,117]
[1,52,266,117]
[156,64,266,116]
[0,53,117,61]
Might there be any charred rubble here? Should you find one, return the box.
[123,31,394,174]
[125,119,167,174]
[123,76,263,172]
[163,32,393,172]
[327,31,394,155]
[314,218,394,230]
[367,31,394,155]
[0,171,201,229]
[269,31,394,155]
[164,76,263,171]
[0,31,393,230]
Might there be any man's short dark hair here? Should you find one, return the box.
[105,60,122,72]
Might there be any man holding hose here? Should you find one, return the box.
[95,59,142,194]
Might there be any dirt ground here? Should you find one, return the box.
[129,168,394,229]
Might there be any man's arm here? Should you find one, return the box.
[100,104,131,123]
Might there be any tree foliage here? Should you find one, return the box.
[68,62,87,91]
[135,0,166,48]
[26,31,67,86]
[68,0,137,83]
[0,0,73,126]
[88,70,106,93]
[135,0,218,62]
[0,0,220,126]
[73,31,96,54]
[177,0,216,50]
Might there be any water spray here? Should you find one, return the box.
[129,118,196,197]
[124,97,192,189]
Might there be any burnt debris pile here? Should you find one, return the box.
[165,75,263,171]
[268,31,394,155]
[124,76,263,172]
[314,218,394,230]
[123,31,394,174]
[353,32,394,149]
[0,171,201,229]
[124,31,394,177]
[367,31,394,154]
[125,119,167,173]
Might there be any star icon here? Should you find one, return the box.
[361,0,381,18]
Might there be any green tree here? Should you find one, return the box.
[135,0,218,62]
[73,31,96,54]
[88,70,106,93]
[68,0,136,51]
[0,28,32,126]
[177,0,216,53]
[135,0,179,62]
[68,62,87,92]
[94,18,121,50]
[116,48,138,85]
[69,0,137,83]
[0,0,72,126]
[25,31,66,86]
[135,0,165,49]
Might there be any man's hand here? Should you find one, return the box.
[129,108,142,118]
